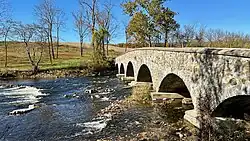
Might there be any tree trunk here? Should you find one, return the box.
[148,36,152,47]
[125,30,128,52]
[50,35,55,59]
[185,39,188,47]
[106,39,109,56]
[4,35,7,67]
[56,27,59,59]
[102,39,105,58]
[47,36,53,64]
[49,25,55,59]
[32,65,39,74]
[25,42,35,68]
[92,30,95,51]
[164,30,168,47]
[91,0,96,51]
[80,36,83,57]
[33,48,36,60]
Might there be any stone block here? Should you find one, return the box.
[116,74,125,78]
[184,109,200,128]
[121,76,135,82]
[182,98,193,105]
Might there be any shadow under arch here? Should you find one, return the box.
[115,64,118,74]
[120,63,125,74]
[159,73,191,98]
[212,95,250,119]
[126,62,134,77]
[137,64,152,82]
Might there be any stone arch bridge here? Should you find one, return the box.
[115,47,250,127]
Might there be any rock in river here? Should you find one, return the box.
[9,105,36,115]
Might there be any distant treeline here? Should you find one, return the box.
[114,25,250,48]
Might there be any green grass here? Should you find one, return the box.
[0,43,118,71]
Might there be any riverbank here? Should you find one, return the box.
[0,60,116,79]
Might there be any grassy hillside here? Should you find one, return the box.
[0,42,120,71]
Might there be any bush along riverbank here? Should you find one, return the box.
[0,56,117,79]
[89,84,250,141]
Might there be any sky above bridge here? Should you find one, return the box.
[9,0,250,43]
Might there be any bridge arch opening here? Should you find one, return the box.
[120,63,125,74]
[212,95,250,119]
[137,64,152,82]
[115,64,118,74]
[159,73,191,98]
[126,62,134,77]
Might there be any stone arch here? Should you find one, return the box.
[159,73,191,98]
[120,63,125,74]
[126,62,134,77]
[137,64,152,82]
[212,95,250,119]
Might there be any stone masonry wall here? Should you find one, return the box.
[116,47,250,112]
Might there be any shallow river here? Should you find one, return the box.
[0,76,130,141]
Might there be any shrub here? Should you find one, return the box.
[86,51,110,72]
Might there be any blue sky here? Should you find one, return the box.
[9,0,250,43]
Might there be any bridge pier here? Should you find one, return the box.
[116,74,135,83]
[116,74,125,78]
[184,110,200,128]
[128,81,153,89]
[121,76,135,83]
[151,92,184,102]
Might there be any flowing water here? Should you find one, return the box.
[0,76,130,141]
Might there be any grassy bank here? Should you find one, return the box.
[0,43,120,78]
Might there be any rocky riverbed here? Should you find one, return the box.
[76,97,198,141]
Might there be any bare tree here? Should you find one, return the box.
[175,28,185,47]
[122,20,129,52]
[1,20,17,67]
[101,1,119,56]
[205,28,215,47]
[73,7,88,57]
[0,0,10,38]
[96,4,110,57]
[195,25,206,47]
[35,0,57,60]
[15,23,45,73]
[0,0,9,22]
[183,24,196,47]
[79,0,98,50]
[213,29,225,47]
[55,9,66,58]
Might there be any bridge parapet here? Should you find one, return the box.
[117,47,250,59]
